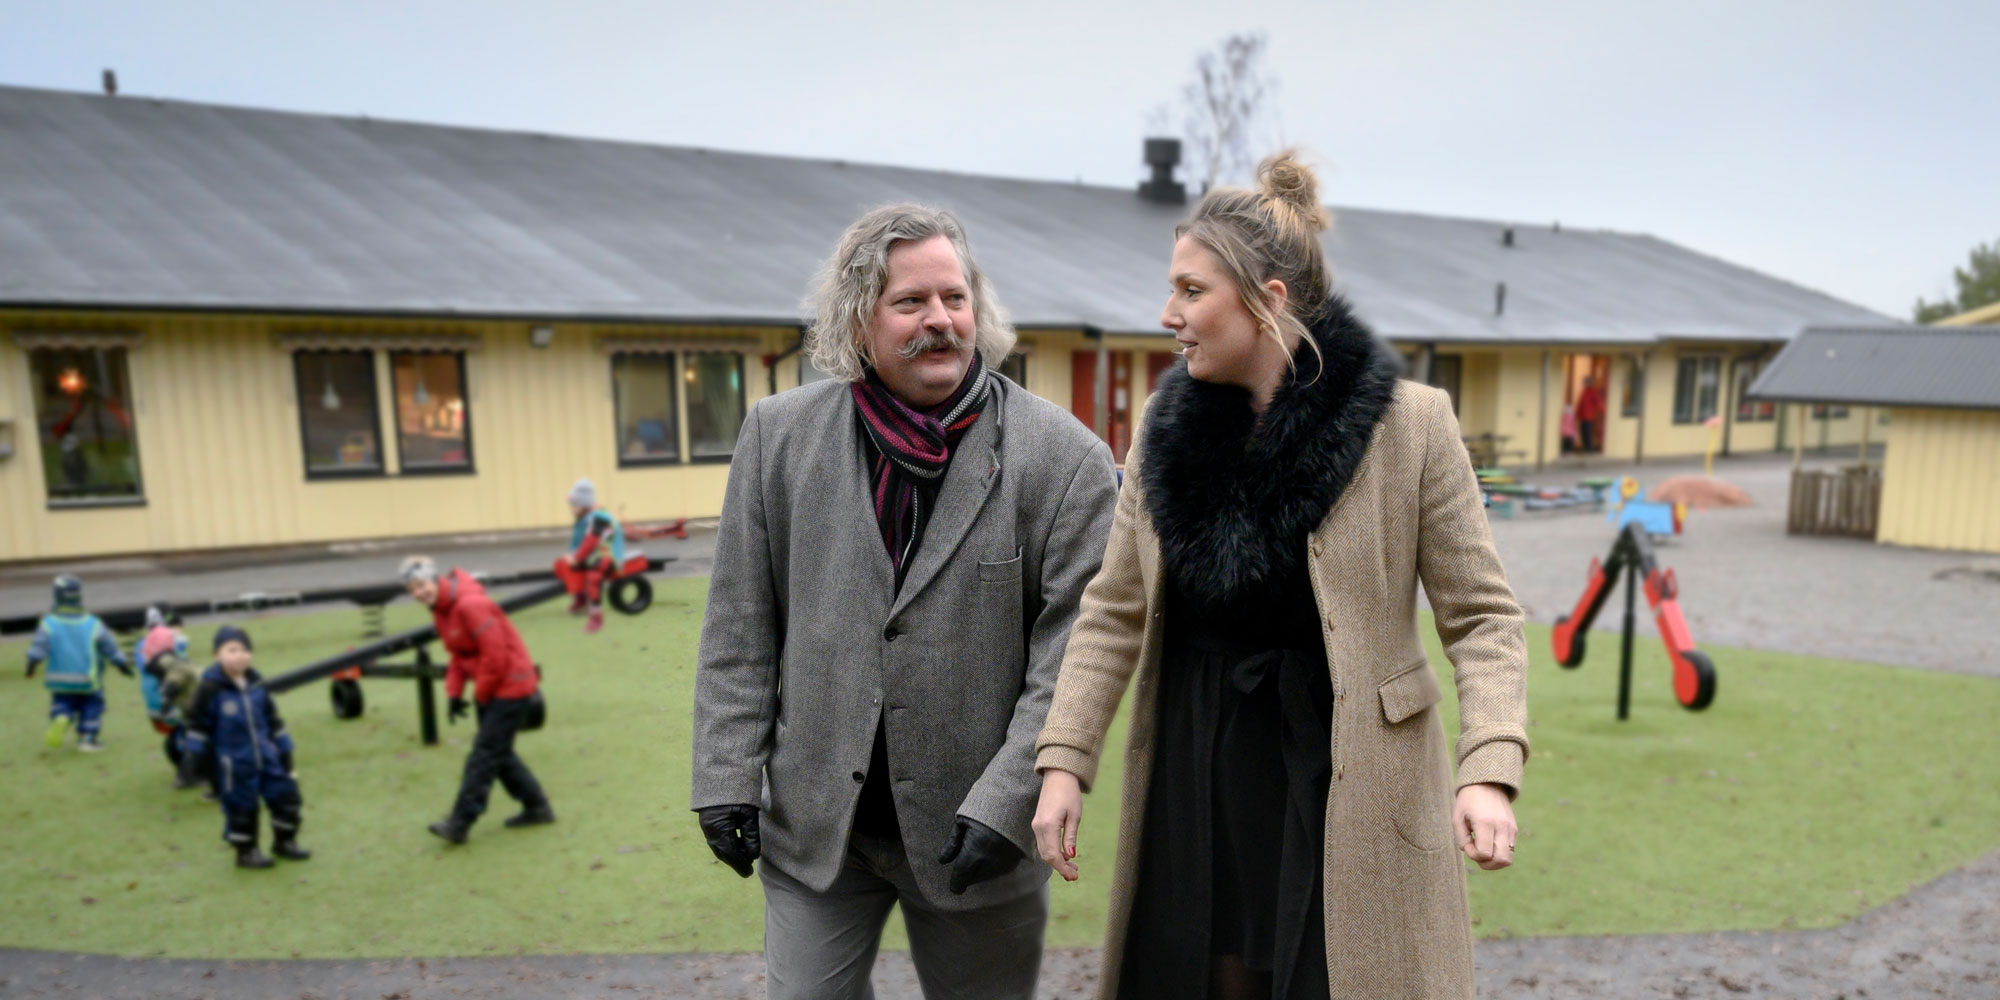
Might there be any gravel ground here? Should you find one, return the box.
[0,526,720,628]
[1479,449,2000,677]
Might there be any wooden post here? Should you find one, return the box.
[1093,331,1109,440]
[1632,353,1648,467]
[1792,404,1806,471]
[1535,350,1550,471]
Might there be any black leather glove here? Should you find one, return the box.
[279,750,295,775]
[25,659,39,679]
[447,697,469,724]
[938,816,1024,894]
[696,804,761,878]
[113,659,135,679]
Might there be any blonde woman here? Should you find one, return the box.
[1032,153,1527,1000]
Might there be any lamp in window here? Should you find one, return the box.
[320,356,342,411]
[529,325,555,349]
[57,368,87,396]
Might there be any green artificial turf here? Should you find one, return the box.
[1,578,1995,959]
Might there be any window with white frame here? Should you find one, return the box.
[1673,356,1722,424]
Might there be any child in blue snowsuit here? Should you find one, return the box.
[183,626,312,869]
[24,575,132,752]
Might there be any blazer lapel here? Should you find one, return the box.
[889,385,1005,617]
[820,391,897,604]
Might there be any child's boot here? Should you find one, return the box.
[585,605,604,634]
[566,591,588,616]
[427,818,469,845]
[235,844,275,869]
[503,804,557,828]
[273,837,312,861]
[78,734,103,753]
[45,715,70,749]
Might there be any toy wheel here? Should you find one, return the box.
[1675,650,1717,711]
[330,678,365,719]
[609,576,653,615]
[1553,615,1585,668]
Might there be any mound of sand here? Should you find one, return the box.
[1649,475,1753,509]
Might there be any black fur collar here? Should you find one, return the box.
[1140,296,1402,612]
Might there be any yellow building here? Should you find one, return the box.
[0,85,1895,563]
[1750,324,2000,554]
[1935,301,2000,326]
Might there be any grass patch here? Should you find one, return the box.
[0,582,1994,958]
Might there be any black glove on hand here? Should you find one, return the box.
[279,750,295,775]
[25,659,39,679]
[447,697,469,724]
[697,804,761,878]
[938,816,1024,895]
[113,660,135,679]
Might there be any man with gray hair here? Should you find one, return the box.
[691,204,1117,998]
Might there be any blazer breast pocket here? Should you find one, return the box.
[977,547,1024,583]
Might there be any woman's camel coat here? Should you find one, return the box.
[1036,376,1528,1000]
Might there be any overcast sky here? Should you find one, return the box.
[4,0,1993,318]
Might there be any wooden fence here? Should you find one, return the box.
[1787,466,1882,539]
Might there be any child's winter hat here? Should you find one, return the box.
[399,555,440,584]
[213,625,254,653]
[567,478,596,509]
[52,574,82,610]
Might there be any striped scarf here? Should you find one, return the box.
[852,354,991,589]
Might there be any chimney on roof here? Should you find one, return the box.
[1138,138,1186,205]
[1495,281,1507,317]
[1502,227,1515,248]
[101,69,117,97]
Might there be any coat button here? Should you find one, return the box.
[852,771,866,783]
[883,625,900,642]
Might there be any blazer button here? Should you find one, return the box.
[852,770,866,783]
[883,625,900,642]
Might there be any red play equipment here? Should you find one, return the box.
[1551,522,1717,719]
[552,518,689,616]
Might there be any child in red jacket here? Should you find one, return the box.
[400,556,555,844]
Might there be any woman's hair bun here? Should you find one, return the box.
[1256,150,1330,233]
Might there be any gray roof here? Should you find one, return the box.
[0,85,1892,342]
[1748,325,2000,410]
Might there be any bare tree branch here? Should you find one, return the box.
[1174,33,1278,191]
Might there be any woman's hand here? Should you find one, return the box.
[1032,768,1084,881]
[1453,782,1517,871]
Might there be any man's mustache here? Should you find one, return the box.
[897,329,963,361]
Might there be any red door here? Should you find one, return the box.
[1072,352,1135,464]
[1146,350,1177,392]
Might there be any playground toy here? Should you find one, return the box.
[1,525,689,639]
[552,518,689,618]
[1609,475,1685,537]
[250,556,671,745]
[1482,476,1616,519]
[1551,521,1717,719]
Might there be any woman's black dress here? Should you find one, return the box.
[1117,567,1335,1000]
